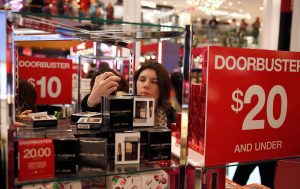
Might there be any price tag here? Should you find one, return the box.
[18,138,54,181]
[204,46,300,166]
[18,56,72,104]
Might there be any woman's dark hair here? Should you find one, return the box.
[170,72,183,106]
[90,62,129,93]
[18,78,37,112]
[134,62,171,110]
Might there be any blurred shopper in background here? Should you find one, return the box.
[16,78,37,121]
[229,18,238,33]
[239,19,248,34]
[251,17,261,45]
[170,72,183,112]
[208,16,218,42]
[106,2,114,20]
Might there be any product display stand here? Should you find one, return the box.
[1,10,192,189]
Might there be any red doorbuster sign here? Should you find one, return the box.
[18,56,72,104]
[18,138,54,181]
[204,46,300,166]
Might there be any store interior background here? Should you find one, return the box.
[2,0,300,187]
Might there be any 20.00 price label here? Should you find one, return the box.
[23,147,52,159]
[28,76,62,98]
[231,85,287,130]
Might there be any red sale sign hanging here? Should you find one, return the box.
[203,46,300,166]
[18,56,72,104]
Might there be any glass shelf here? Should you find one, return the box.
[15,158,179,186]
[14,119,180,186]
[12,11,185,44]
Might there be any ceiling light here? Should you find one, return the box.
[259,6,263,11]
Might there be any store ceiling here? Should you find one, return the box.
[143,0,264,22]
[100,0,264,23]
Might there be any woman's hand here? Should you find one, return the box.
[87,72,121,107]
[17,110,32,120]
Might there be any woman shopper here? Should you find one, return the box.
[81,62,175,128]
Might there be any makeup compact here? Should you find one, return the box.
[115,132,140,165]
[133,97,155,127]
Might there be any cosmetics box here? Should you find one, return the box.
[52,138,78,174]
[147,127,171,161]
[140,170,169,189]
[77,117,102,130]
[133,97,155,127]
[102,96,133,129]
[133,128,148,160]
[106,174,141,189]
[30,112,58,127]
[71,111,101,122]
[115,132,140,165]
[97,128,115,160]
[79,138,107,169]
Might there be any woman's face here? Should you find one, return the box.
[136,69,159,101]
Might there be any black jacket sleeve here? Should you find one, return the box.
[81,94,101,112]
[166,105,177,128]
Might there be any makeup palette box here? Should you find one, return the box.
[79,138,107,169]
[115,132,140,165]
[133,97,155,127]
[52,138,78,174]
[71,111,101,122]
[106,174,141,189]
[102,96,133,129]
[31,114,58,128]
[147,127,171,161]
[77,117,102,130]
[97,128,115,160]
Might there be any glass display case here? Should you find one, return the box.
[0,10,191,189]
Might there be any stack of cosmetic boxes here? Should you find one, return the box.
[14,95,172,189]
